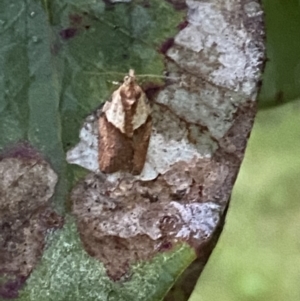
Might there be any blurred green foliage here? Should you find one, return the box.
[190,0,300,299]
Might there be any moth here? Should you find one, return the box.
[98,69,152,175]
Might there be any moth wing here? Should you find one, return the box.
[104,90,125,134]
[132,92,151,131]
[98,114,133,173]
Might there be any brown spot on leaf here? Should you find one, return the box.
[165,0,187,10]
[71,158,227,280]
[160,38,174,54]
[0,141,43,161]
[142,0,151,8]
[143,82,164,102]
[177,20,188,30]
[59,13,91,41]
[102,0,117,9]
[69,13,83,26]
[0,144,63,298]
[0,275,26,299]
[59,28,78,40]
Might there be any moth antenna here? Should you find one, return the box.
[84,70,181,81]
[84,71,127,76]
[135,73,181,81]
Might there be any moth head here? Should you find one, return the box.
[123,69,136,87]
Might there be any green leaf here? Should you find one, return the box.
[19,216,196,301]
[1,1,198,300]
[259,0,300,109]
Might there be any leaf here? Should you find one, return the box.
[258,0,300,109]
[0,0,265,301]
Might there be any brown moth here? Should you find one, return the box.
[98,69,152,174]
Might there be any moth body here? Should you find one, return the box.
[98,70,152,174]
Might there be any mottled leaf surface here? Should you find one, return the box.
[0,0,265,301]
[0,1,195,300]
